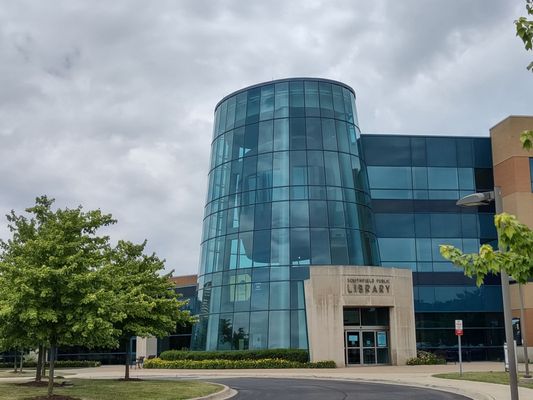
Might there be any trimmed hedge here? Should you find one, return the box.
[159,349,309,363]
[0,360,101,369]
[406,351,446,365]
[144,358,336,369]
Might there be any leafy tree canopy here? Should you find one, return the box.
[516,0,533,72]
[104,240,195,340]
[441,213,533,285]
[102,239,196,380]
[521,130,533,150]
[0,196,122,351]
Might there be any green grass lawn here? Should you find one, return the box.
[434,371,533,390]
[0,369,74,379]
[0,369,35,378]
[0,379,222,400]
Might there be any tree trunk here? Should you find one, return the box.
[13,351,18,373]
[36,345,43,382]
[19,350,23,372]
[125,342,131,380]
[42,348,47,378]
[48,344,56,397]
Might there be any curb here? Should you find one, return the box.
[191,383,237,400]
[335,377,494,400]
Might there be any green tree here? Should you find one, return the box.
[521,130,533,150]
[103,240,195,380]
[440,213,533,285]
[0,196,121,397]
[516,1,533,148]
[516,0,533,72]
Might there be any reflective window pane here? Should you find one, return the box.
[290,118,306,150]
[427,168,458,190]
[306,117,322,150]
[426,138,456,166]
[290,200,309,227]
[249,311,268,349]
[307,151,325,185]
[330,228,349,264]
[272,151,289,187]
[289,81,305,117]
[290,228,310,265]
[304,81,320,117]
[271,228,290,265]
[274,82,289,118]
[290,150,308,186]
[268,311,290,348]
[291,310,308,349]
[246,88,260,125]
[260,84,275,121]
[269,281,290,309]
[258,120,273,154]
[235,92,247,128]
[319,82,334,118]
[322,118,337,151]
[310,228,331,264]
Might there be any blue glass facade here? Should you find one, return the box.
[362,135,504,359]
[193,78,504,361]
[192,78,381,351]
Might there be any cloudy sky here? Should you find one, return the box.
[0,0,531,276]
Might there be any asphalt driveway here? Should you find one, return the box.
[213,378,472,400]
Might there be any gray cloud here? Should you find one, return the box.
[0,0,531,275]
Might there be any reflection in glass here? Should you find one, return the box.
[196,79,379,351]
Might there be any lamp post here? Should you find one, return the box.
[518,283,531,378]
[456,188,519,400]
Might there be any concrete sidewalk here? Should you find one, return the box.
[60,362,533,400]
[3,362,533,399]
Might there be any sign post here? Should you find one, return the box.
[455,320,463,376]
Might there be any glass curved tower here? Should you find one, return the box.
[192,78,380,351]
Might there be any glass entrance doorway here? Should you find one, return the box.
[344,308,390,365]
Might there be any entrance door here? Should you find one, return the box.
[345,331,360,365]
[343,307,390,366]
[344,329,390,365]
[362,331,376,364]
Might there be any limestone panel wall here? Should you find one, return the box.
[304,265,416,367]
[136,336,158,359]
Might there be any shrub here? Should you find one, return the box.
[159,349,309,363]
[144,357,335,369]
[0,360,101,369]
[406,351,446,365]
[307,360,336,368]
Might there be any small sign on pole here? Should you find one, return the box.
[455,319,463,336]
[504,341,518,372]
[455,320,463,376]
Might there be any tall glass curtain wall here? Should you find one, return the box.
[362,135,504,360]
[193,79,380,351]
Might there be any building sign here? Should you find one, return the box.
[345,277,392,295]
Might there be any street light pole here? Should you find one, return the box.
[456,188,519,400]
[494,187,520,400]
[518,283,531,378]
